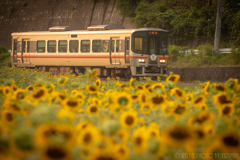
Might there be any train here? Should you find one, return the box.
[11,24,169,77]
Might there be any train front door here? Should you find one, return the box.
[110,37,120,65]
[21,39,30,63]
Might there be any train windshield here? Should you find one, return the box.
[132,31,168,55]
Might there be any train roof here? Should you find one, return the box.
[11,28,168,36]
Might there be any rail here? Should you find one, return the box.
[181,48,234,54]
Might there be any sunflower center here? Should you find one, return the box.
[137,86,143,90]
[118,97,128,107]
[5,89,9,94]
[196,130,204,139]
[125,116,134,125]
[46,147,66,159]
[119,148,125,155]
[33,89,44,98]
[194,97,203,104]
[67,100,78,107]
[152,96,164,104]
[90,106,97,113]
[174,106,185,114]
[218,95,231,104]
[131,95,138,99]
[222,106,231,115]
[141,95,146,102]
[6,113,13,121]
[89,86,97,92]
[169,76,176,82]
[59,95,66,100]
[10,103,20,111]
[97,156,114,160]
[175,90,182,97]
[169,129,190,140]
[135,137,142,145]
[223,136,239,147]
[195,115,208,124]
[84,133,92,143]
[216,85,225,91]
[154,85,162,89]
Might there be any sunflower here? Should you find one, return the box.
[138,91,148,104]
[188,111,215,126]
[120,110,138,129]
[89,69,98,81]
[57,108,75,120]
[169,103,188,120]
[62,98,83,111]
[41,144,71,160]
[140,103,154,115]
[131,127,149,153]
[226,78,238,90]
[150,93,167,108]
[114,128,129,144]
[57,76,69,87]
[213,92,232,107]
[34,123,76,148]
[26,86,34,92]
[192,95,206,108]
[114,92,132,109]
[77,126,100,150]
[166,74,180,83]
[200,81,210,95]
[219,103,235,118]
[136,85,144,90]
[30,86,48,103]
[163,126,194,147]
[130,93,139,102]
[75,121,94,133]
[151,83,165,90]
[186,91,193,102]
[213,83,226,92]
[86,85,98,94]
[95,78,101,87]
[3,86,11,95]
[71,90,86,100]
[170,87,185,100]
[1,109,15,125]
[87,148,121,160]
[217,132,240,153]
[193,127,208,142]
[2,97,21,112]
[114,144,129,160]
[147,124,160,138]
[86,104,100,116]
[10,80,18,92]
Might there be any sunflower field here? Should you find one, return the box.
[0,67,240,160]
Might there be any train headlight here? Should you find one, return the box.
[160,59,166,64]
[138,59,146,63]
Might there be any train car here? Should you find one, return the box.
[11,24,169,77]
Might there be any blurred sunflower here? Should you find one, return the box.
[213,83,226,92]
[3,98,21,112]
[30,86,48,103]
[77,126,100,150]
[150,93,167,108]
[136,85,144,90]
[57,76,69,87]
[1,109,15,125]
[95,78,101,87]
[131,127,149,153]
[86,85,98,94]
[215,132,240,153]
[200,81,210,95]
[40,144,71,160]
[130,93,139,102]
[166,74,180,83]
[169,103,188,120]
[86,104,100,116]
[188,111,215,126]
[192,95,206,108]
[114,92,132,109]
[219,103,235,118]
[151,82,165,90]
[114,128,129,144]
[163,126,194,148]
[114,144,129,160]
[120,110,138,129]
[170,87,185,100]
[140,103,154,115]
[89,69,98,81]
[226,78,238,90]
[62,98,83,111]
[13,88,27,100]
[87,148,121,160]
[138,91,148,104]
[75,121,94,133]
[213,92,232,107]
[3,86,11,95]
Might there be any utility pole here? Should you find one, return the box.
[214,0,223,53]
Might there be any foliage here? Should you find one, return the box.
[0,46,8,54]
[117,0,240,46]
[7,6,13,13]
[231,46,240,65]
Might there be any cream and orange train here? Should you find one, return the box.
[11,25,169,77]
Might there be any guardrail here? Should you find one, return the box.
[181,48,233,54]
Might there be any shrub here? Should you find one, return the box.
[197,44,214,56]
[169,45,180,62]
[231,46,240,65]
[0,46,8,54]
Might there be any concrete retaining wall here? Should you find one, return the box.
[168,66,240,82]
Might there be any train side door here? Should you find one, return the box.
[125,37,130,64]
[110,37,120,65]
[13,39,18,63]
[21,39,30,63]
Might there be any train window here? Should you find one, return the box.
[27,41,30,53]
[13,39,17,51]
[116,40,119,52]
[134,38,143,51]
[81,40,90,52]
[37,41,45,53]
[92,40,102,52]
[58,40,67,53]
[48,41,56,53]
[111,40,115,52]
[22,41,26,53]
[69,40,79,53]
